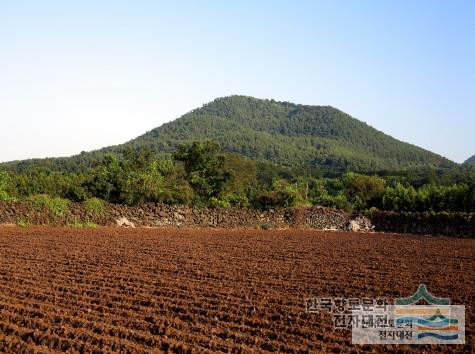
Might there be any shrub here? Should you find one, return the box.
[28,194,70,217]
[252,179,307,210]
[209,193,250,208]
[0,172,12,201]
[84,221,98,228]
[312,191,354,213]
[17,219,31,227]
[83,197,105,219]
[272,179,302,208]
[69,220,98,228]
[69,220,82,228]
[251,191,281,210]
[0,190,9,201]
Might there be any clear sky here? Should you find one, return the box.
[0,1,473,163]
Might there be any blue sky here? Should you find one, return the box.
[0,1,473,163]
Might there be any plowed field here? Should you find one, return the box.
[0,227,473,353]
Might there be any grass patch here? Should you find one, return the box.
[0,190,10,201]
[17,219,31,227]
[69,221,98,228]
[83,198,105,219]
[28,194,70,218]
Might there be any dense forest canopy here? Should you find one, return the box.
[133,96,453,170]
[0,96,454,174]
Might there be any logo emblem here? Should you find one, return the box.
[394,284,461,342]
[352,284,465,344]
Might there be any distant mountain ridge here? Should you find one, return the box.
[1,95,454,173]
[464,155,475,165]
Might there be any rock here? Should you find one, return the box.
[348,220,361,232]
[116,217,135,228]
[173,212,185,220]
[348,215,373,232]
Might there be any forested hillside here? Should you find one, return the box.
[1,96,454,173]
[465,155,475,165]
[126,96,453,171]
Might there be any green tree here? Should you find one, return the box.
[174,141,231,203]
[84,155,122,202]
[382,183,417,211]
[120,161,168,205]
[0,171,11,201]
[343,172,385,209]
[251,179,304,209]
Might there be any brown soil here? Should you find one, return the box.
[0,227,473,353]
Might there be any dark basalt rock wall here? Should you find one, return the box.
[369,211,474,238]
[1,201,473,237]
[0,202,350,230]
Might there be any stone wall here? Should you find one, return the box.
[1,201,473,237]
[370,211,475,238]
[0,201,351,230]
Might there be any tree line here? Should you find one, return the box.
[0,141,474,213]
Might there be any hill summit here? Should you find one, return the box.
[1,95,453,172]
[125,95,452,170]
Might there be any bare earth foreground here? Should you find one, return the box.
[0,227,473,353]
